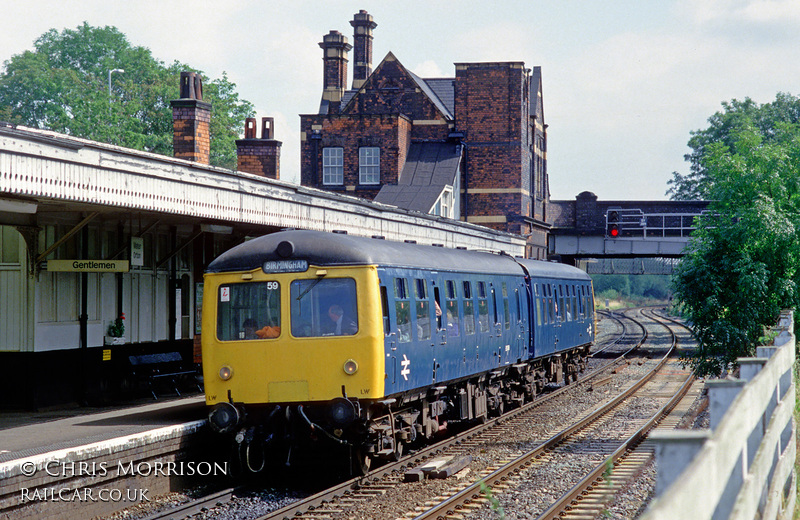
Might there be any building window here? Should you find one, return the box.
[431,187,453,218]
[359,147,380,184]
[323,147,343,185]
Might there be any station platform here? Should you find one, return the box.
[0,395,214,520]
[0,395,205,464]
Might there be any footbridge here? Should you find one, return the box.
[548,191,710,275]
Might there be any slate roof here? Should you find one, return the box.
[373,141,462,213]
[422,78,456,117]
[405,69,454,120]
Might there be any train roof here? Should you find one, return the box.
[207,230,590,281]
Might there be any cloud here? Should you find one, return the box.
[411,60,446,78]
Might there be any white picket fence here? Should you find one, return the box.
[642,310,796,520]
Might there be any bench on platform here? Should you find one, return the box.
[127,352,200,399]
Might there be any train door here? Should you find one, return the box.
[514,283,527,360]
[489,282,511,366]
[411,276,437,386]
[461,280,478,375]
[553,283,564,352]
[382,273,420,394]
[534,280,556,357]
[498,280,518,365]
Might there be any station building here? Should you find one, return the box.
[0,72,525,409]
[295,10,550,260]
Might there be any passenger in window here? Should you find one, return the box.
[446,310,460,337]
[256,320,281,338]
[242,318,259,339]
[327,304,357,336]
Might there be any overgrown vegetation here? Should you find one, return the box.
[669,93,800,377]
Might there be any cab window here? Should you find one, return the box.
[217,281,280,341]
[290,278,358,337]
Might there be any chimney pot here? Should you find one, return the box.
[261,117,274,140]
[172,72,211,164]
[319,30,352,108]
[244,117,257,139]
[350,10,376,90]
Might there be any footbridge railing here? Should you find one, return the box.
[642,310,796,520]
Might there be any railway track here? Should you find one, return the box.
[129,309,697,520]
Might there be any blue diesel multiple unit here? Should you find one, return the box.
[202,230,594,473]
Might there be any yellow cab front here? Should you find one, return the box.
[202,263,384,407]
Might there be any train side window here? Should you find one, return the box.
[380,286,390,335]
[463,281,472,299]
[415,278,431,341]
[434,287,443,331]
[515,289,522,323]
[395,300,412,343]
[534,283,539,297]
[535,297,542,326]
[395,278,408,299]
[543,296,549,325]
[491,287,499,326]
[502,282,510,330]
[415,278,427,299]
[477,284,490,333]
[394,278,411,342]
[463,298,475,335]
[571,286,578,321]
[445,280,460,337]
[217,281,281,341]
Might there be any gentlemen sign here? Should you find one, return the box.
[46,260,130,272]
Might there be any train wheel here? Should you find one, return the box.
[390,439,404,462]
[351,447,372,476]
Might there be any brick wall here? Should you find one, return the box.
[300,113,412,198]
[171,100,211,165]
[236,140,281,179]
[456,63,529,229]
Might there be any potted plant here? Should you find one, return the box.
[104,312,126,345]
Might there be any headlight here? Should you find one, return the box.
[329,397,356,426]
[219,365,233,380]
[208,402,241,433]
[343,359,358,375]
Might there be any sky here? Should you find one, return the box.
[1,0,799,201]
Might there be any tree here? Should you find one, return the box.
[0,23,253,169]
[672,117,800,376]
[667,93,800,200]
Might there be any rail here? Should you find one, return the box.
[642,310,796,520]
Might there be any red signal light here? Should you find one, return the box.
[609,224,619,237]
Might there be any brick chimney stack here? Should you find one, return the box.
[319,30,352,110]
[236,117,281,179]
[171,71,211,164]
[350,10,376,90]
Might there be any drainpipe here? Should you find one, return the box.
[310,131,322,186]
